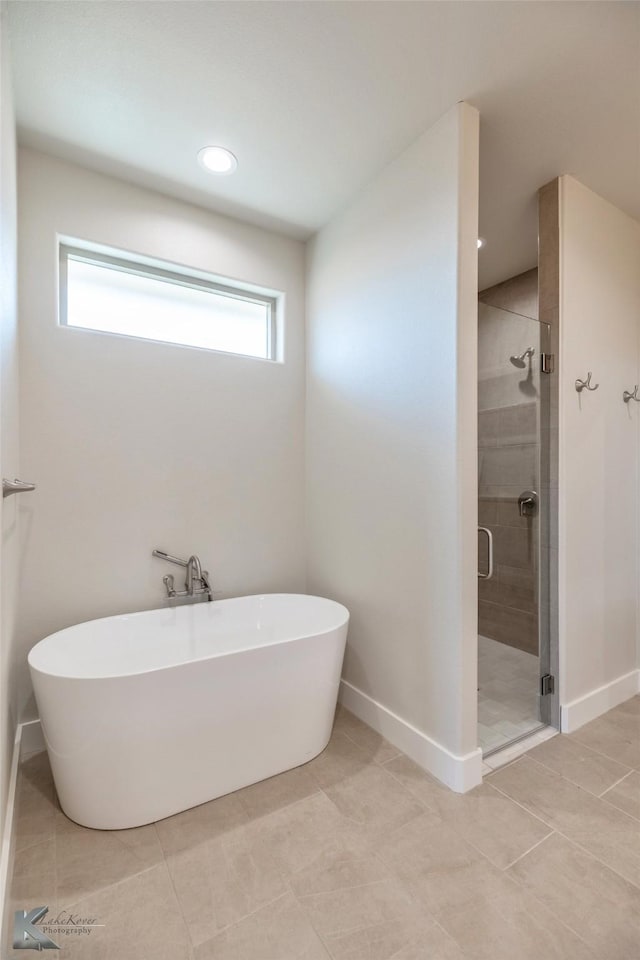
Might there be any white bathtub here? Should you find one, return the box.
[28,594,349,830]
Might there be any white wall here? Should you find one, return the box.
[16,149,306,718]
[559,175,640,729]
[306,103,480,790]
[0,5,20,828]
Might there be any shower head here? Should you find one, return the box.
[510,347,535,368]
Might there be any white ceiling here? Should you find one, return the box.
[7,1,640,288]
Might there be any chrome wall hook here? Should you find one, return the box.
[623,385,640,403]
[575,372,599,393]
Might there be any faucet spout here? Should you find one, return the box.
[186,555,203,595]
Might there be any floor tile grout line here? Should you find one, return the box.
[521,754,640,826]
[13,830,56,857]
[488,765,570,832]
[598,792,640,822]
[162,769,412,951]
[296,872,401,901]
[556,830,640,890]
[598,768,635,799]
[336,708,406,763]
[377,822,601,960]
[498,783,640,955]
[384,917,455,960]
[481,779,553,828]
[109,819,163,865]
[429,917,475,960]
[534,727,636,774]
[296,873,445,960]
[230,780,323,826]
[447,804,553,875]
[379,762,558,875]
[489,774,640,892]
[503,861,630,957]
[316,784,370,828]
[236,786,324,823]
[290,875,424,960]
[382,752,565,855]
[523,750,634,800]
[377,761,438,807]
[333,726,373,757]
[194,889,289,950]
[323,746,436,812]
[501,829,555,871]
[434,870,599,960]
[474,797,635,960]
[51,793,176,911]
[515,751,624,798]
[53,807,58,913]
[55,861,163,912]
[335,725,403,766]
[156,763,421,951]
[160,835,200,950]
[377,765,449,825]
[568,730,638,770]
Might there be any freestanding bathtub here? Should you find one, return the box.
[28,594,349,830]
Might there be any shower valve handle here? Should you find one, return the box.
[518,490,538,518]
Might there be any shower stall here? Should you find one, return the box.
[477,298,555,755]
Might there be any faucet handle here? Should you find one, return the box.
[199,569,213,600]
[162,574,176,598]
[153,549,189,567]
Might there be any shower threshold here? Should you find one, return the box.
[483,722,547,758]
[482,724,558,771]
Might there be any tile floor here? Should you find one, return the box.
[478,634,541,753]
[7,697,639,959]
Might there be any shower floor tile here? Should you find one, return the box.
[8,698,638,959]
[478,634,540,753]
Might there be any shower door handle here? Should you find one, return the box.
[477,526,494,580]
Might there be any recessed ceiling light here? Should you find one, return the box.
[198,146,238,175]
[477,237,486,249]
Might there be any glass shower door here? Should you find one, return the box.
[477,302,552,755]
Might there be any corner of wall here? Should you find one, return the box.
[455,100,480,761]
[339,682,483,793]
[0,0,21,842]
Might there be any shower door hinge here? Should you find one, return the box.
[540,674,555,696]
[541,353,555,375]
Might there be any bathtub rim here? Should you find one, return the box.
[28,592,350,682]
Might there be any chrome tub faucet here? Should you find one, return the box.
[152,550,213,604]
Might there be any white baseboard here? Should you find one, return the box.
[0,723,22,952]
[19,720,44,758]
[339,680,483,793]
[560,669,640,733]
[0,719,47,949]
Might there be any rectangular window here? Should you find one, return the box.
[59,243,279,360]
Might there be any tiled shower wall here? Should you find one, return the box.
[478,270,539,656]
